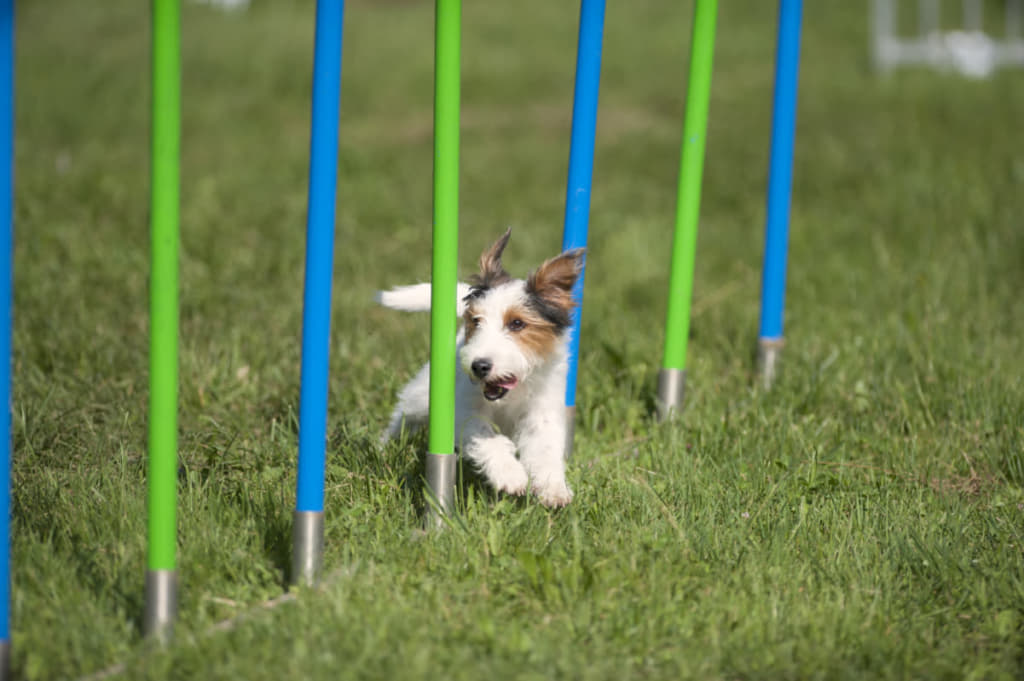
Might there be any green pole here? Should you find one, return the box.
[425,0,460,522]
[145,0,180,640]
[657,0,717,421]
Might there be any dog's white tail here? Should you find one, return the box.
[375,282,474,315]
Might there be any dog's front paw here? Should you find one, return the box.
[470,435,529,497]
[533,479,574,508]
[490,457,529,497]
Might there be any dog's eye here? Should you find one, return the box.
[507,318,526,332]
[470,317,482,328]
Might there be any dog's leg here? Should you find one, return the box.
[459,419,529,497]
[382,406,426,444]
[381,363,431,445]
[516,410,573,508]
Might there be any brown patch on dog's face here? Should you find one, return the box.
[469,228,512,292]
[463,304,483,342]
[503,305,562,358]
[525,247,585,330]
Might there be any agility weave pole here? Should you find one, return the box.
[424,0,461,524]
[656,0,718,421]
[757,0,803,388]
[293,0,344,586]
[145,0,181,642]
[0,0,11,675]
[560,0,605,458]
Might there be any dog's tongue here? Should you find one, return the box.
[483,376,518,401]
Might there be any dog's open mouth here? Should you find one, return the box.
[483,375,518,401]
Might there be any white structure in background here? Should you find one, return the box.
[872,0,1024,77]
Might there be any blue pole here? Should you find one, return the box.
[561,0,605,456]
[0,0,10,674]
[0,0,10,673]
[757,0,802,386]
[293,0,344,586]
[0,0,11,673]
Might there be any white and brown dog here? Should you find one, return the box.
[378,229,584,507]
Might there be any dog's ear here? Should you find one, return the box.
[526,247,585,310]
[473,228,512,289]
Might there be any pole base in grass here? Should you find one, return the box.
[144,569,177,643]
[757,338,784,389]
[656,368,686,422]
[0,640,9,681]
[291,510,324,587]
[564,406,576,460]
[425,453,456,528]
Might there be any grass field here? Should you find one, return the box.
[11,0,1024,679]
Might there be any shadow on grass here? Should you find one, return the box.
[256,489,293,587]
[328,422,522,523]
[14,479,148,636]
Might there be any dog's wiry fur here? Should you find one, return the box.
[377,229,584,507]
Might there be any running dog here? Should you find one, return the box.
[378,229,584,507]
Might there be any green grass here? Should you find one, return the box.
[11,0,1024,678]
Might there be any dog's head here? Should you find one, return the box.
[459,229,585,402]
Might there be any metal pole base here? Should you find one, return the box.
[564,405,576,460]
[656,368,687,422]
[757,338,784,389]
[291,510,324,587]
[144,569,177,643]
[424,453,456,528]
[0,639,10,681]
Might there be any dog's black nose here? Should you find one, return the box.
[471,358,492,379]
